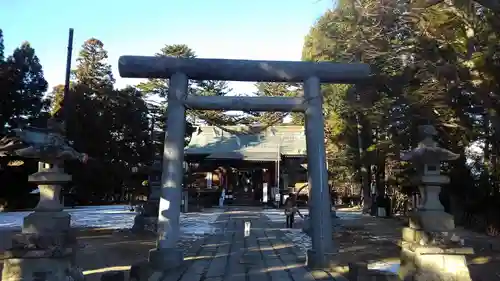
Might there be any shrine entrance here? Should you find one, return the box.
[184,125,307,207]
[118,55,369,269]
[226,162,272,206]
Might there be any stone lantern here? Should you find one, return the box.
[399,125,473,281]
[0,119,88,281]
[132,160,161,233]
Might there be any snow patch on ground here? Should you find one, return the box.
[0,205,223,238]
[262,208,363,222]
[369,261,400,274]
[262,208,309,222]
[282,229,311,253]
[0,205,135,229]
[262,209,363,254]
[180,208,224,239]
[261,209,401,275]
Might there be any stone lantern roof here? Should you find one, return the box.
[400,125,459,164]
[401,144,460,164]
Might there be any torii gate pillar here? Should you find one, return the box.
[119,56,370,270]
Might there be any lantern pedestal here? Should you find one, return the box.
[398,125,472,281]
[400,214,473,281]
[400,204,473,281]
[400,239,473,281]
[2,165,83,281]
[399,207,473,281]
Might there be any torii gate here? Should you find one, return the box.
[118,56,370,270]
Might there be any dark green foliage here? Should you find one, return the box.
[3,0,500,222]
[0,32,49,208]
[0,29,4,62]
[0,41,48,130]
[73,38,115,92]
[306,0,500,231]
[0,38,211,208]
[0,35,152,207]
[53,39,150,199]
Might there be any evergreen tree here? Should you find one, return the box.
[0,30,14,130]
[54,38,154,199]
[109,86,150,167]
[0,29,4,62]
[251,82,297,126]
[53,39,117,160]
[0,35,49,209]
[49,84,65,117]
[73,38,115,92]
[137,44,195,97]
[6,42,48,127]
[136,43,235,133]
[301,0,500,223]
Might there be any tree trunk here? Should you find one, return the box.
[358,116,372,214]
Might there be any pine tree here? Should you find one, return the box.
[0,29,4,62]
[6,42,48,127]
[137,44,195,97]
[69,38,116,160]
[0,29,11,129]
[73,38,115,92]
[251,82,297,125]
[136,44,241,127]
[49,84,65,117]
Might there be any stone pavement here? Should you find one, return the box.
[157,207,343,281]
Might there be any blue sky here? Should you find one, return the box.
[1,0,334,94]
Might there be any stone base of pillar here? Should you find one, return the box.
[132,215,158,233]
[148,248,183,270]
[302,212,340,238]
[129,249,184,281]
[305,249,338,270]
[1,211,84,281]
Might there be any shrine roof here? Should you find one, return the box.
[185,125,306,158]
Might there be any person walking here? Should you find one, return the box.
[219,188,226,207]
[284,193,298,228]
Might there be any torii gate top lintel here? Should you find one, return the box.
[118,56,370,84]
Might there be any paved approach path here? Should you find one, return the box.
[160,207,341,281]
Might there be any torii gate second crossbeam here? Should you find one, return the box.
[118,55,370,270]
